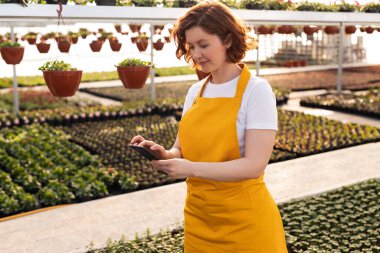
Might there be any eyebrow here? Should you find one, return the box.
[186,39,208,45]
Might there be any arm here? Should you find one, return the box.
[166,134,183,159]
[190,129,276,181]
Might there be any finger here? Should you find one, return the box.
[130,135,144,145]
[138,140,156,148]
[150,144,165,152]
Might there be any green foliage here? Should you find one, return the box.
[361,2,380,13]
[116,58,152,67]
[38,60,78,71]
[0,41,21,48]
[335,0,357,12]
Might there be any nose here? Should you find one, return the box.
[191,47,202,62]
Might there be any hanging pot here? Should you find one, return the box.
[129,24,142,33]
[114,25,122,33]
[26,37,37,45]
[90,40,103,52]
[153,40,164,51]
[57,40,71,53]
[324,26,339,35]
[278,25,293,34]
[164,36,171,43]
[43,70,82,97]
[117,66,150,89]
[80,34,88,39]
[303,26,317,35]
[70,36,79,44]
[0,47,24,65]
[299,59,307,67]
[36,43,50,53]
[195,68,210,80]
[131,37,138,43]
[345,26,356,34]
[365,26,375,34]
[110,41,122,52]
[136,39,148,52]
[257,25,270,35]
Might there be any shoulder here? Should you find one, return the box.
[186,79,204,97]
[246,76,274,94]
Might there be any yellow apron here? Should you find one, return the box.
[178,64,288,253]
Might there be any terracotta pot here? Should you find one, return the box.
[117,66,150,89]
[164,36,171,43]
[129,24,141,33]
[90,40,103,52]
[153,40,164,51]
[58,40,71,53]
[114,25,122,33]
[36,43,51,53]
[278,25,293,34]
[136,39,148,52]
[80,34,87,39]
[365,26,375,34]
[257,25,270,35]
[40,35,48,41]
[292,60,300,67]
[299,59,307,67]
[345,26,356,34]
[0,47,24,65]
[27,37,37,45]
[303,26,317,35]
[324,26,339,35]
[131,37,138,43]
[42,70,82,97]
[70,36,79,44]
[110,41,122,52]
[195,68,210,80]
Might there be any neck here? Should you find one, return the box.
[210,63,242,84]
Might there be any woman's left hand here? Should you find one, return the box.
[151,158,194,179]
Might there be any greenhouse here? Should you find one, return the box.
[0,0,379,252]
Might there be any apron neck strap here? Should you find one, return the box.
[196,63,251,99]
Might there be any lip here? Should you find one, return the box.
[198,61,208,65]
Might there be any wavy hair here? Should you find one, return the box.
[171,0,257,69]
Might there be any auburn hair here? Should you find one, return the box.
[171,0,257,69]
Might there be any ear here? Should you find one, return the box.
[223,33,232,49]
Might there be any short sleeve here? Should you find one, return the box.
[181,84,198,119]
[246,79,278,131]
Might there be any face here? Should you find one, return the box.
[185,26,230,73]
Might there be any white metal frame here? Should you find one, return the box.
[1,4,380,114]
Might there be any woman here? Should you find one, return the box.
[130,1,288,252]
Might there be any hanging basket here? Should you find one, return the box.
[195,68,210,80]
[303,26,317,35]
[153,40,165,51]
[57,40,71,53]
[43,70,82,97]
[131,37,138,44]
[0,47,24,65]
[129,24,141,33]
[324,26,339,35]
[164,36,171,43]
[117,66,150,89]
[365,26,375,34]
[257,25,270,35]
[26,37,37,45]
[136,39,148,52]
[70,36,79,44]
[36,43,51,53]
[345,26,356,34]
[90,40,103,52]
[114,25,122,33]
[277,25,294,34]
[110,41,122,52]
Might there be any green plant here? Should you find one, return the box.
[131,0,156,6]
[116,58,152,67]
[268,0,292,10]
[295,1,335,12]
[361,2,380,13]
[336,0,357,12]
[0,41,21,48]
[240,0,269,10]
[38,60,77,71]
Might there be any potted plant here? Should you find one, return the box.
[336,1,357,12]
[303,25,318,35]
[24,32,37,45]
[0,41,24,65]
[57,36,71,53]
[345,25,356,35]
[324,26,339,35]
[136,33,148,52]
[131,0,156,7]
[89,40,103,52]
[153,38,164,51]
[96,0,116,5]
[257,25,270,35]
[109,40,122,52]
[36,41,51,53]
[365,26,375,34]
[361,2,380,13]
[172,0,198,8]
[79,28,90,39]
[38,60,82,97]
[68,32,79,44]
[240,0,268,10]
[129,24,141,33]
[115,58,152,89]
[114,24,122,33]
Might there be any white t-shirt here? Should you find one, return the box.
[181,75,278,157]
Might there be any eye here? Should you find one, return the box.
[200,45,208,48]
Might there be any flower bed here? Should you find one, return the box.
[300,88,380,119]
[86,179,380,252]
[0,124,137,217]
[0,90,99,113]
[82,82,290,106]
[275,110,380,156]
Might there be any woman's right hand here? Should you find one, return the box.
[130,135,170,160]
